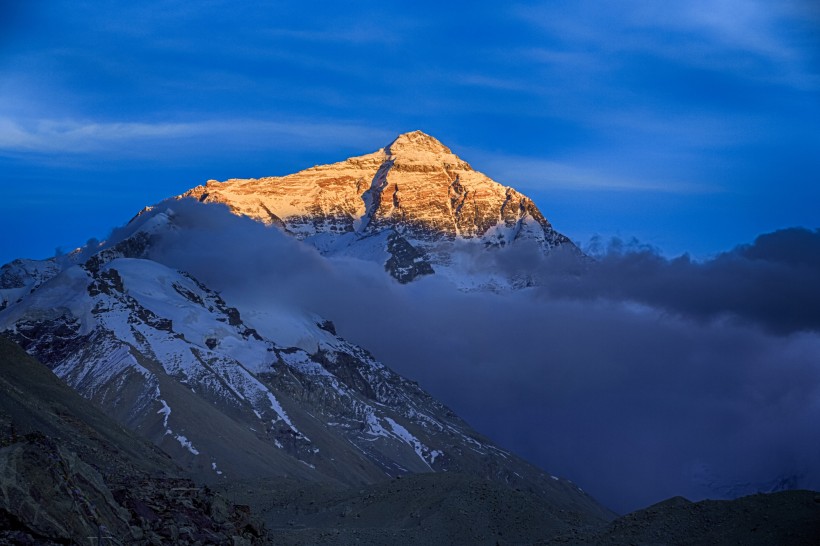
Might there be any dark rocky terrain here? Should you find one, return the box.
[0,336,265,545]
[541,491,820,545]
[216,472,605,546]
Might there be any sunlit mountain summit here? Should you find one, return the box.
[182,130,575,286]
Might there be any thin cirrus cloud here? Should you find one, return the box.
[512,0,819,91]
[0,118,196,152]
[478,154,715,194]
[264,26,403,45]
[0,117,393,156]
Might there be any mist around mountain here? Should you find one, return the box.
[1,131,819,530]
[112,197,820,513]
[150,131,820,512]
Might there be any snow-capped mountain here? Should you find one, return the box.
[0,257,62,311]
[181,130,576,288]
[0,201,611,522]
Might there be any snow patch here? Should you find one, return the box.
[267,392,305,438]
[385,417,432,469]
[157,399,171,428]
[174,434,200,455]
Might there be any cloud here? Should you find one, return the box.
[528,228,820,335]
[474,151,719,194]
[0,117,393,155]
[449,74,534,92]
[128,200,820,514]
[264,27,402,46]
[513,0,819,89]
[0,118,195,152]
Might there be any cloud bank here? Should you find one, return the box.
[138,200,820,513]
[525,228,820,335]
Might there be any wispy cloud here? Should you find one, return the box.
[649,0,800,62]
[474,152,719,194]
[0,119,196,152]
[513,0,820,90]
[451,73,533,92]
[519,47,604,70]
[591,109,763,149]
[265,26,402,45]
[0,117,393,156]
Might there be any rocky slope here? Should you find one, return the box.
[0,258,62,311]
[0,336,266,545]
[220,472,605,546]
[181,130,575,287]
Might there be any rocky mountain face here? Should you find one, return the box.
[0,258,61,311]
[0,336,266,545]
[181,130,575,287]
[0,204,613,529]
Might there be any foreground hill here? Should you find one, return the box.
[540,491,820,545]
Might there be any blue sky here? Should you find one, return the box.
[1,0,819,263]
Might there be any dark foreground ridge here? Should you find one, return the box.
[540,492,820,545]
[216,472,599,545]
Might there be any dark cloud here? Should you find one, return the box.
[135,201,820,514]
[525,228,820,335]
[738,227,820,267]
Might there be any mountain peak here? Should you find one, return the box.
[386,130,453,156]
[180,132,575,284]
